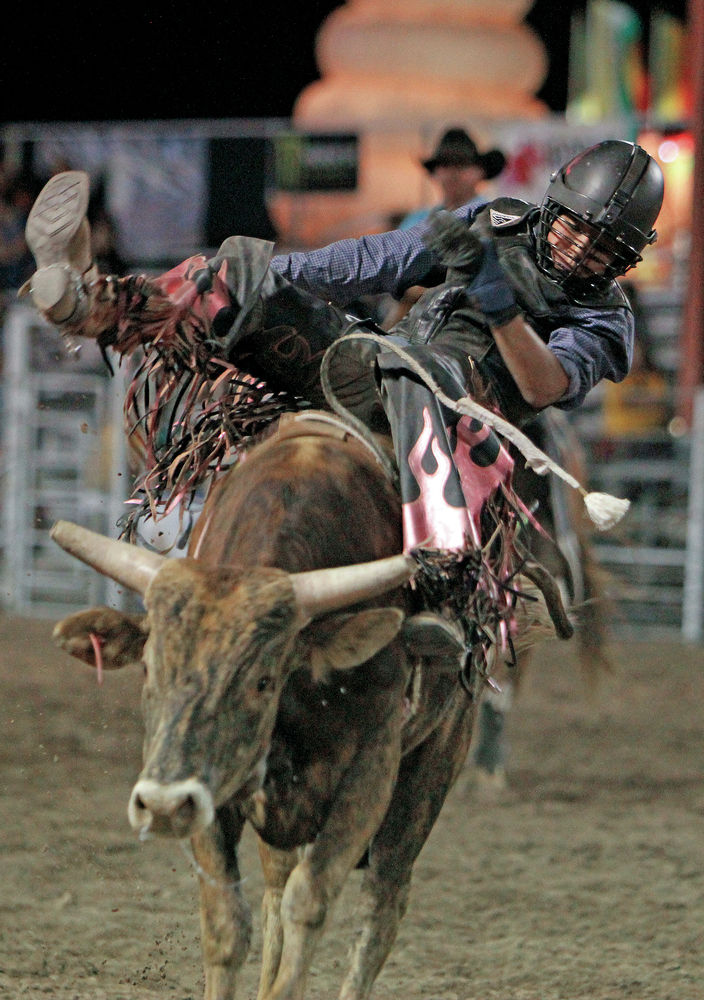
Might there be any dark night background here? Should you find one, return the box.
[1,1,689,124]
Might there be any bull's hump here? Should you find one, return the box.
[193,435,401,572]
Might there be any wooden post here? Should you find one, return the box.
[678,0,704,423]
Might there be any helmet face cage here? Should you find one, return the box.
[535,140,663,294]
[536,200,642,294]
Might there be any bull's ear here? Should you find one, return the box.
[53,607,147,671]
[305,608,405,680]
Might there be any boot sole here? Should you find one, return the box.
[25,170,90,268]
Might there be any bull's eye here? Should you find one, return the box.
[257,676,273,692]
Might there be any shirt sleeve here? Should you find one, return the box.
[270,203,478,307]
[548,304,634,411]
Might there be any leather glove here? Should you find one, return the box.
[423,209,485,275]
[423,210,520,326]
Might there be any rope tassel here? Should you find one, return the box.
[581,490,630,530]
[321,331,630,532]
[451,395,630,531]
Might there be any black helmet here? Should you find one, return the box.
[535,140,664,293]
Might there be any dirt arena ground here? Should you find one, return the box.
[1,613,702,1000]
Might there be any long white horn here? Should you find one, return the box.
[290,553,416,620]
[51,520,166,595]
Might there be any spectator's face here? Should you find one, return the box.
[433,164,485,210]
[547,213,621,279]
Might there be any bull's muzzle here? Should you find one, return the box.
[128,777,215,839]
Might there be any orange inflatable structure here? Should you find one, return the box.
[268,0,548,247]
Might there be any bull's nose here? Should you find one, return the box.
[128,777,215,839]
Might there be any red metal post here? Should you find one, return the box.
[679,0,704,423]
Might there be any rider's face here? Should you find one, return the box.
[547,214,619,279]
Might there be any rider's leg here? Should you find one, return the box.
[22,171,96,324]
[22,172,373,412]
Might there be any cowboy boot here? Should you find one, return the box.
[21,170,98,324]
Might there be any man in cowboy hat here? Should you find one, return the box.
[387,128,508,325]
[400,127,507,229]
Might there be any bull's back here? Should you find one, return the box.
[190,433,402,572]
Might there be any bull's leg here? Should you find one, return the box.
[190,802,252,1000]
[340,690,475,1000]
[261,713,404,1000]
[470,675,515,788]
[256,840,298,1000]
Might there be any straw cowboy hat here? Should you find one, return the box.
[422,128,506,180]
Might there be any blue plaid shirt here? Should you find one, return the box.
[270,204,633,411]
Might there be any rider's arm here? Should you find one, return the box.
[422,211,634,412]
[544,305,634,410]
[270,204,478,307]
[491,303,634,412]
[489,315,571,409]
[475,248,635,412]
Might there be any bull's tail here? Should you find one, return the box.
[573,540,615,692]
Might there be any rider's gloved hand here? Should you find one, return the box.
[466,239,521,327]
[422,209,485,275]
[423,210,520,326]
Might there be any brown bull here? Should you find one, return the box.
[52,421,563,1000]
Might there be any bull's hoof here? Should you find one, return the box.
[474,764,507,792]
[462,762,509,801]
